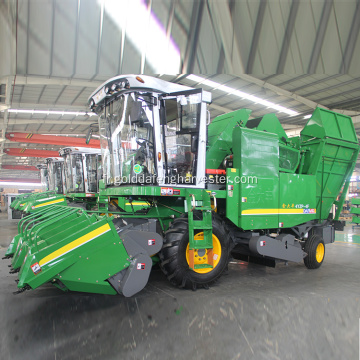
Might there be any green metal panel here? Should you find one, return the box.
[301,107,358,143]
[300,109,359,220]
[206,109,251,169]
[232,127,279,230]
[246,113,289,143]
[17,213,129,295]
[278,173,317,228]
[225,168,240,226]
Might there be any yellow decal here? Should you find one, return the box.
[34,198,65,208]
[242,208,316,215]
[39,223,111,267]
[231,168,236,173]
[125,202,148,206]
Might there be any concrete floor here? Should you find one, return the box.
[1,211,359,360]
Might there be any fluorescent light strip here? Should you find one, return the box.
[186,75,299,116]
[7,109,96,117]
[0,182,42,187]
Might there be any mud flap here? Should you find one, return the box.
[108,253,152,297]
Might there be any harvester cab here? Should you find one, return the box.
[90,75,211,189]
[36,163,49,191]
[15,158,68,214]
[6,75,359,298]
[60,147,102,197]
[46,157,65,195]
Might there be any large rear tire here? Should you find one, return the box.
[159,213,230,290]
[304,234,325,269]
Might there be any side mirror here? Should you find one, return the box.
[85,128,93,145]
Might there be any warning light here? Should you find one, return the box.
[136,76,145,83]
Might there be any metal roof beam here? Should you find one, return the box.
[6,132,100,148]
[247,0,267,73]
[276,0,300,73]
[209,103,234,114]
[307,0,333,73]
[314,85,360,103]
[207,0,245,73]
[181,0,204,73]
[71,0,81,78]
[340,1,360,73]
[290,75,339,92]
[235,74,357,116]
[0,77,13,166]
[93,0,105,78]
[9,75,103,88]
[211,0,235,73]
[277,75,307,87]
[7,119,94,126]
[4,148,60,158]
[8,103,93,111]
[329,97,360,110]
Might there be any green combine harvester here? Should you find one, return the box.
[60,147,102,209]
[37,163,50,191]
[10,157,67,214]
[4,75,359,297]
[9,164,49,211]
[59,146,147,212]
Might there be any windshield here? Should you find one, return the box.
[99,93,156,186]
[64,154,85,193]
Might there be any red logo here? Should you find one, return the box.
[137,263,145,270]
[148,239,155,246]
[31,262,41,275]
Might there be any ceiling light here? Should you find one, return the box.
[186,75,299,116]
[303,114,312,119]
[0,181,42,187]
[100,0,180,74]
[7,109,96,117]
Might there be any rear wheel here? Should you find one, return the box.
[304,234,325,269]
[159,213,230,289]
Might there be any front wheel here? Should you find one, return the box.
[304,234,325,269]
[159,213,231,290]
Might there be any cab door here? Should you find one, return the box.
[159,89,211,188]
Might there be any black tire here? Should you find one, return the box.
[159,213,231,290]
[303,234,325,269]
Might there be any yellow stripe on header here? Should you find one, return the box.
[39,223,111,267]
[34,198,65,208]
